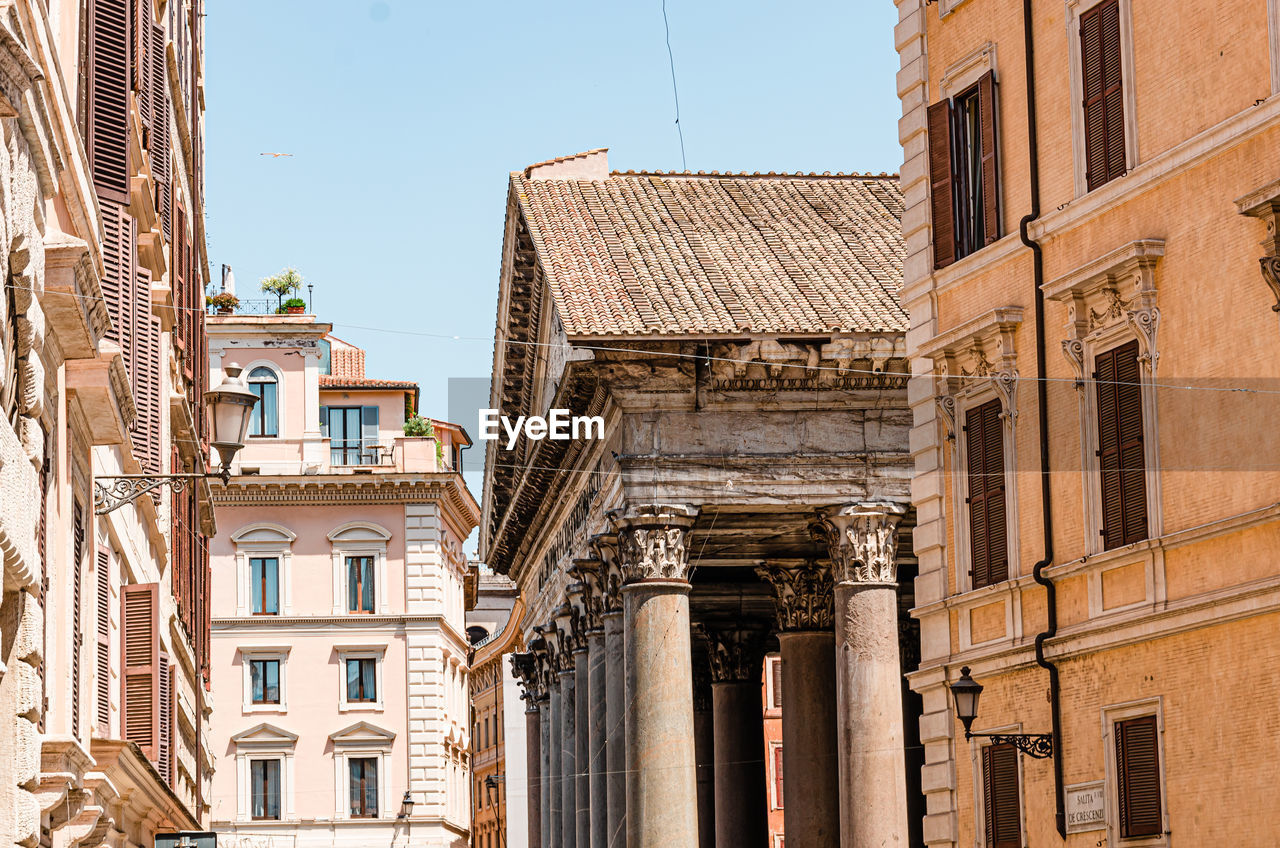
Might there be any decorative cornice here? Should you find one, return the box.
[1236,182,1280,313]
[697,622,769,684]
[613,504,699,584]
[920,307,1023,428]
[811,502,907,584]
[755,561,834,631]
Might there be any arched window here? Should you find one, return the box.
[248,367,278,437]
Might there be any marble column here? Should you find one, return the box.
[701,624,769,848]
[539,691,552,848]
[812,502,909,848]
[756,561,840,848]
[594,532,627,848]
[548,671,564,847]
[556,612,580,848]
[693,665,716,848]
[616,504,700,848]
[511,651,544,848]
[574,640,591,848]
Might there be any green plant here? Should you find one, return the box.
[206,291,239,311]
[403,415,435,438]
[260,267,304,309]
[279,297,307,312]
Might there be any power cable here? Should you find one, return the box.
[661,0,688,170]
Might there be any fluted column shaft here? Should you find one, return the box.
[588,630,608,847]
[813,503,909,848]
[525,703,543,848]
[603,610,626,848]
[617,504,700,848]
[574,648,591,848]
[559,667,578,848]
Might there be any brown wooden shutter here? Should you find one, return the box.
[96,548,112,734]
[121,582,160,760]
[72,503,85,737]
[87,0,131,203]
[928,99,956,269]
[158,652,172,784]
[966,399,1008,588]
[771,658,782,708]
[977,71,1000,246]
[131,264,163,479]
[982,743,1021,848]
[1081,0,1126,191]
[149,20,171,240]
[774,746,784,808]
[99,203,134,362]
[1095,341,1146,549]
[1116,715,1162,838]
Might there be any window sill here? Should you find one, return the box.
[244,704,287,714]
[338,703,385,713]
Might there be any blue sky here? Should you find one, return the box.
[205,0,903,507]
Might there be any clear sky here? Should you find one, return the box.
[204,0,904,512]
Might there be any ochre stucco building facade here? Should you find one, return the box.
[895,0,1280,845]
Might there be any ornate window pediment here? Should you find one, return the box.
[231,722,298,748]
[231,523,296,545]
[1043,239,1163,380]
[329,720,396,748]
[917,306,1023,435]
[1235,179,1280,315]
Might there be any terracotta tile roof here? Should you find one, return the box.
[319,375,417,390]
[329,346,366,378]
[512,169,906,337]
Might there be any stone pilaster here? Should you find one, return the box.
[615,504,699,848]
[756,561,840,848]
[699,623,769,848]
[812,502,909,848]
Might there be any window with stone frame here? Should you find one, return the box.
[349,757,379,818]
[251,758,282,820]
[965,398,1008,587]
[981,743,1021,848]
[928,70,999,268]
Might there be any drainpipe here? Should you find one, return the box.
[1018,0,1067,838]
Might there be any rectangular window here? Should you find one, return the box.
[773,745,784,808]
[251,759,282,820]
[1081,0,1126,191]
[250,659,280,705]
[966,399,1008,588]
[771,657,783,709]
[1095,340,1147,549]
[346,658,377,703]
[326,405,380,465]
[349,757,379,818]
[347,556,375,613]
[928,70,999,269]
[982,743,1021,848]
[250,557,279,615]
[1116,716,1162,838]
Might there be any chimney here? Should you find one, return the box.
[524,148,609,181]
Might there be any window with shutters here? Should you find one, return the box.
[72,502,85,737]
[1105,704,1166,844]
[95,548,113,735]
[85,0,131,204]
[1069,0,1137,195]
[121,583,160,762]
[767,655,783,711]
[771,744,784,809]
[928,69,1000,269]
[1095,341,1147,549]
[965,398,1008,588]
[981,743,1022,848]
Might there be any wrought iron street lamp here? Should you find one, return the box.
[397,790,415,819]
[949,666,1054,759]
[93,365,259,515]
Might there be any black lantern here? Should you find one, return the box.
[948,665,1053,759]
[950,666,984,735]
[397,790,415,819]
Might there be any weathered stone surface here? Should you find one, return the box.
[778,631,840,848]
[12,590,41,662]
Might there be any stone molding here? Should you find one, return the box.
[697,623,769,684]
[612,504,699,584]
[755,561,835,631]
[1235,179,1280,313]
[918,307,1023,429]
[811,503,907,584]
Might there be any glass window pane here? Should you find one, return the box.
[251,559,264,612]
[265,661,279,703]
[361,558,374,611]
[263,559,279,613]
[266,760,280,819]
[362,659,376,701]
[347,558,359,611]
[250,660,263,702]
[346,659,359,700]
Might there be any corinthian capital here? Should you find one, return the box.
[612,504,699,584]
[811,502,907,585]
[697,622,769,683]
[569,558,604,631]
[590,533,624,614]
[755,561,834,631]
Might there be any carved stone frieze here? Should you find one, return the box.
[697,622,770,684]
[612,504,699,584]
[919,307,1022,432]
[756,561,835,631]
[704,336,907,391]
[810,502,907,585]
[1234,182,1280,314]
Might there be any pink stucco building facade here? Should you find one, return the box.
[206,313,479,848]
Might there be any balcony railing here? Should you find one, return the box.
[206,298,307,316]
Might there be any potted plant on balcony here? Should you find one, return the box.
[281,297,307,314]
[260,267,304,312]
[403,415,434,438]
[206,291,239,314]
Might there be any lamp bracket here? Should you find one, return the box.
[93,471,228,515]
[967,731,1054,759]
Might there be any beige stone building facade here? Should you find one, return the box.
[894,0,1280,844]
[0,0,213,845]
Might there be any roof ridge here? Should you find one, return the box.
[608,170,898,180]
[523,148,609,177]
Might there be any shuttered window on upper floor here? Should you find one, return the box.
[1095,340,1147,549]
[87,0,131,203]
[1081,0,1127,191]
[966,398,1008,588]
[928,70,1000,270]
[121,582,159,762]
[1116,715,1162,838]
[982,743,1021,848]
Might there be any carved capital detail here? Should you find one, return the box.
[590,533,623,613]
[612,504,699,584]
[811,502,907,584]
[697,623,769,684]
[755,561,834,631]
[1261,255,1280,312]
[511,651,544,710]
[569,558,604,631]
